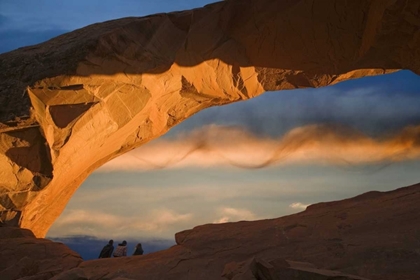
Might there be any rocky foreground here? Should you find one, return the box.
[1,182,419,280]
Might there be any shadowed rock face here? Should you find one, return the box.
[2,183,416,280]
[0,227,82,280]
[0,0,419,237]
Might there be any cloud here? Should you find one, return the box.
[153,209,193,225]
[289,202,309,210]
[99,124,420,171]
[167,72,420,140]
[213,207,257,223]
[49,209,193,239]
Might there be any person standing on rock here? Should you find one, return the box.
[98,239,114,258]
[113,240,128,257]
[133,243,144,256]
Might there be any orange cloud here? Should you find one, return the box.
[99,124,420,171]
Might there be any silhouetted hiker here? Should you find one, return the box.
[113,240,127,257]
[133,243,144,255]
[98,240,114,258]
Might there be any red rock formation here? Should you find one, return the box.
[0,227,82,280]
[44,183,418,280]
[0,0,419,239]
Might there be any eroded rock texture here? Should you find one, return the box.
[48,183,419,280]
[0,0,419,237]
[0,226,82,280]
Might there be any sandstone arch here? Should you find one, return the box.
[0,0,419,237]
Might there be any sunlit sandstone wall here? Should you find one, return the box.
[0,0,419,237]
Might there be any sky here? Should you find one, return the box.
[1,0,420,260]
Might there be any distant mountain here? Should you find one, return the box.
[48,235,175,260]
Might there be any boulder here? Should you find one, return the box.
[0,226,82,280]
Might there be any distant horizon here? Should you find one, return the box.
[49,234,175,261]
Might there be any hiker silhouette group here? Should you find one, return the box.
[98,240,144,258]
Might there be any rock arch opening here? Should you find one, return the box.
[46,70,420,259]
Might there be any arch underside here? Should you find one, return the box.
[0,0,419,237]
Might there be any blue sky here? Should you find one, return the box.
[1,0,420,260]
[0,0,217,54]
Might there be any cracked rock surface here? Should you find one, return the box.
[48,183,420,280]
